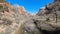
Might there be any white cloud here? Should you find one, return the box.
[12,4,20,7]
[40,6,45,9]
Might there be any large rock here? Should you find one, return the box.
[36,0,60,33]
[0,1,33,34]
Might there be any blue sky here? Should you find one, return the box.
[6,0,54,14]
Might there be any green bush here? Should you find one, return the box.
[0,5,8,11]
[0,5,3,9]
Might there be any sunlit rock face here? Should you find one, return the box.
[0,1,31,34]
[0,13,17,34]
[20,6,27,14]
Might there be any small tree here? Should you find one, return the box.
[0,5,8,13]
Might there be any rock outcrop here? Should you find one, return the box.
[36,0,60,34]
[0,0,32,34]
[1,0,60,34]
[20,6,27,14]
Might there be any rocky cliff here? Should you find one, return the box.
[0,1,32,34]
[0,0,60,34]
[36,0,60,34]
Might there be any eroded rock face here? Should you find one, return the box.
[0,1,31,34]
[35,0,60,34]
[0,13,17,34]
[1,0,60,34]
[37,0,60,16]
[24,19,41,34]
[20,6,27,14]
